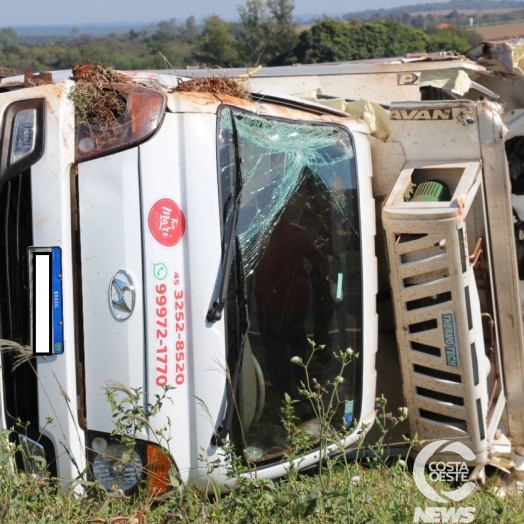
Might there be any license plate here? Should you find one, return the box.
[29,247,64,355]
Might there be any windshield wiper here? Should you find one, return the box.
[213,237,250,446]
[207,112,243,323]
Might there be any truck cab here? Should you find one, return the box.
[0,71,378,491]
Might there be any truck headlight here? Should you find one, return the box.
[74,83,166,163]
[19,434,47,476]
[10,108,36,164]
[0,98,45,187]
[92,441,143,492]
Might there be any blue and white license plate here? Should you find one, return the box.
[29,247,64,355]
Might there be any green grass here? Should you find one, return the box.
[1,343,524,523]
[2,450,524,523]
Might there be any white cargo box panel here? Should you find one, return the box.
[382,160,504,465]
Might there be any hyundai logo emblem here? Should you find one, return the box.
[108,270,136,321]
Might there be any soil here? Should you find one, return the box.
[471,21,524,40]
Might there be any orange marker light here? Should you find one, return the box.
[146,444,172,497]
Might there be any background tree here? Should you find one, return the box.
[0,4,488,72]
[193,15,240,67]
[180,16,201,44]
[351,21,428,59]
[237,0,270,66]
[0,28,19,48]
[266,0,298,65]
[144,18,192,67]
[293,19,355,64]
[292,19,428,64]
[154,18,178,43]
[426,26,479,53]
[236,0,298,66]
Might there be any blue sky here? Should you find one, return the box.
[4,0,454,26]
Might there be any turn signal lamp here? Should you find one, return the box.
[146,443,172,497]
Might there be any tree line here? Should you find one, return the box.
[357,8,524,30]
[345,0,524,20]
[0,0,483,72]
[344,0,524,32]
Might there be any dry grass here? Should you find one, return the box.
[71,63,131,85]
[69,63,134,148]
[176,76,250,100]
[70,63,132,127]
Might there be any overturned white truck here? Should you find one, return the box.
[0,58,518,493]
[210,39,524,464]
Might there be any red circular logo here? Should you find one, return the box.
[148,198,186,247]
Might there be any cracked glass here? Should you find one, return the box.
[219,107,363,465]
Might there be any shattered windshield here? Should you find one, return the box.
[219,107,362,465]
